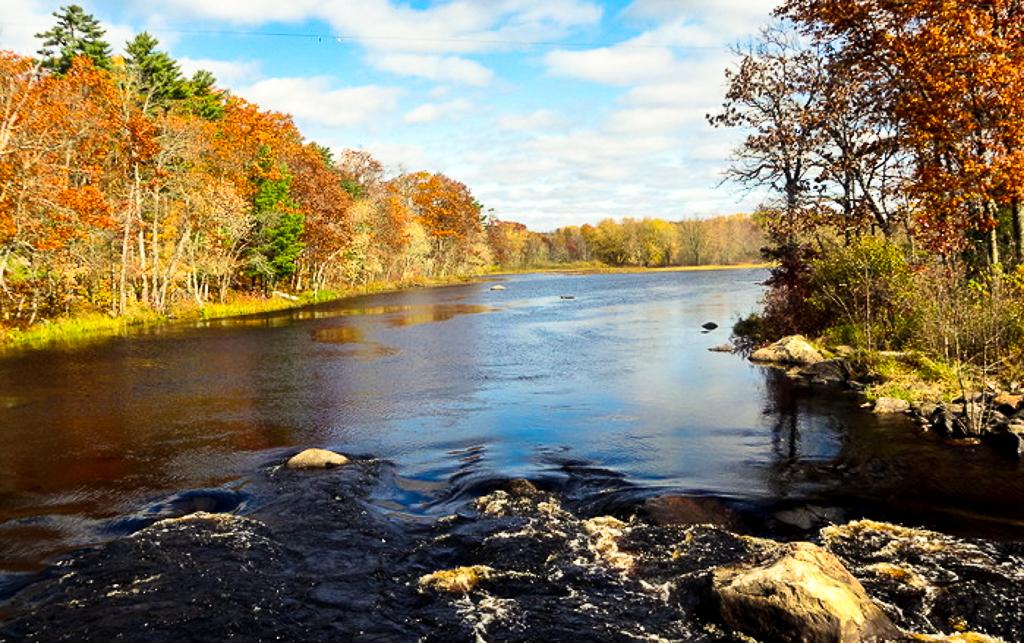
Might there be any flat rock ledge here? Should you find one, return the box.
[750,335,825,366]
[285,448,350,469]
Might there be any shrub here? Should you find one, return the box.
[808,237,918,350]
[910,264,1024,373]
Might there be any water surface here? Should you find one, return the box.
[1,269,1023,590]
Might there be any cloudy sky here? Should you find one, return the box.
[0,0,776,230]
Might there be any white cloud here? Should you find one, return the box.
[147,0,323,25]
[0,0,152,57]
[372,53,493,86]
[623,0,776,40]
[240,77,402,127]
[362,141,428,173]
[605,106,704,135]
[156,0,602,54]
[497,110,563,131]
[546,47,680,85]
[0,0,49,55]
[403,98,472,124]
[178,57,262,86]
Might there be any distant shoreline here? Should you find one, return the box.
[488,262,772,276]
[1,265,770,352]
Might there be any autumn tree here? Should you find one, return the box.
[403,171,489,276]
[288,142,353,295]
[778,0,1024,263]
[337,149,384,198]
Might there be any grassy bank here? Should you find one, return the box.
[0,275,479,352]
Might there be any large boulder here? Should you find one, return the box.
[286,448,350,469]
[800,359,851,385]
[750,336,825,367]
[713,541,901,643]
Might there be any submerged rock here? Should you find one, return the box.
[641,495,741,530]
[713,541,901,643]
[983,430,1024,459]
[503,478,540,497]
[285,448,350,469]
[751,335,824,366]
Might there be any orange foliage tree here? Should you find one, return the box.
[778,0,1024,261]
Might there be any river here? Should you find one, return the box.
[2,269,1024,610]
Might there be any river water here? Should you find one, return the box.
[2,269,1024,603]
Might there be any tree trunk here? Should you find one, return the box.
[989,227,1000,267]
[1012,198,1023,263]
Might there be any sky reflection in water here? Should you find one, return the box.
[1,269,1023,579]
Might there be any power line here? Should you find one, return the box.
[0,21,727,51]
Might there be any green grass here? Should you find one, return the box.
[847,349,963,404]
[0,274,484,352]
[1,308,166,350]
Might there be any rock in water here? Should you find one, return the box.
[560,295,576,300]
[504,478,540,497]
[708,344,734,353]
[702,322,719,331]
[490,284,506,291]
[750,335,824,366]
[713,541,901,643]
[800,359,851,385]
[286,448,350,469]
[642,495,741,529]
[873,397,911,415]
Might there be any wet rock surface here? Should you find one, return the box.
[821,520,1024,641]
[1,460,1022,642]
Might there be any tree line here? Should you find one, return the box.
[0,5,762,329]
[487,215,763,269]
[715,1,1024,364]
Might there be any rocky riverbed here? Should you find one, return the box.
[2,449,1021,642]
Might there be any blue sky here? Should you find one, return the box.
[0,0,776,230]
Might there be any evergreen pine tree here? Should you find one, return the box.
[246,150,306,289]
[124,32,189,110]
[35,4,112,74]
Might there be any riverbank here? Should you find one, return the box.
[2,448,1017,640]
[0,275,479,352]
[0,265,768,352]
[745,334,1024,459]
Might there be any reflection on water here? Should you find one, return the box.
[385,303,495,327]
[0,269,1022,587]
[311,303,495,352]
